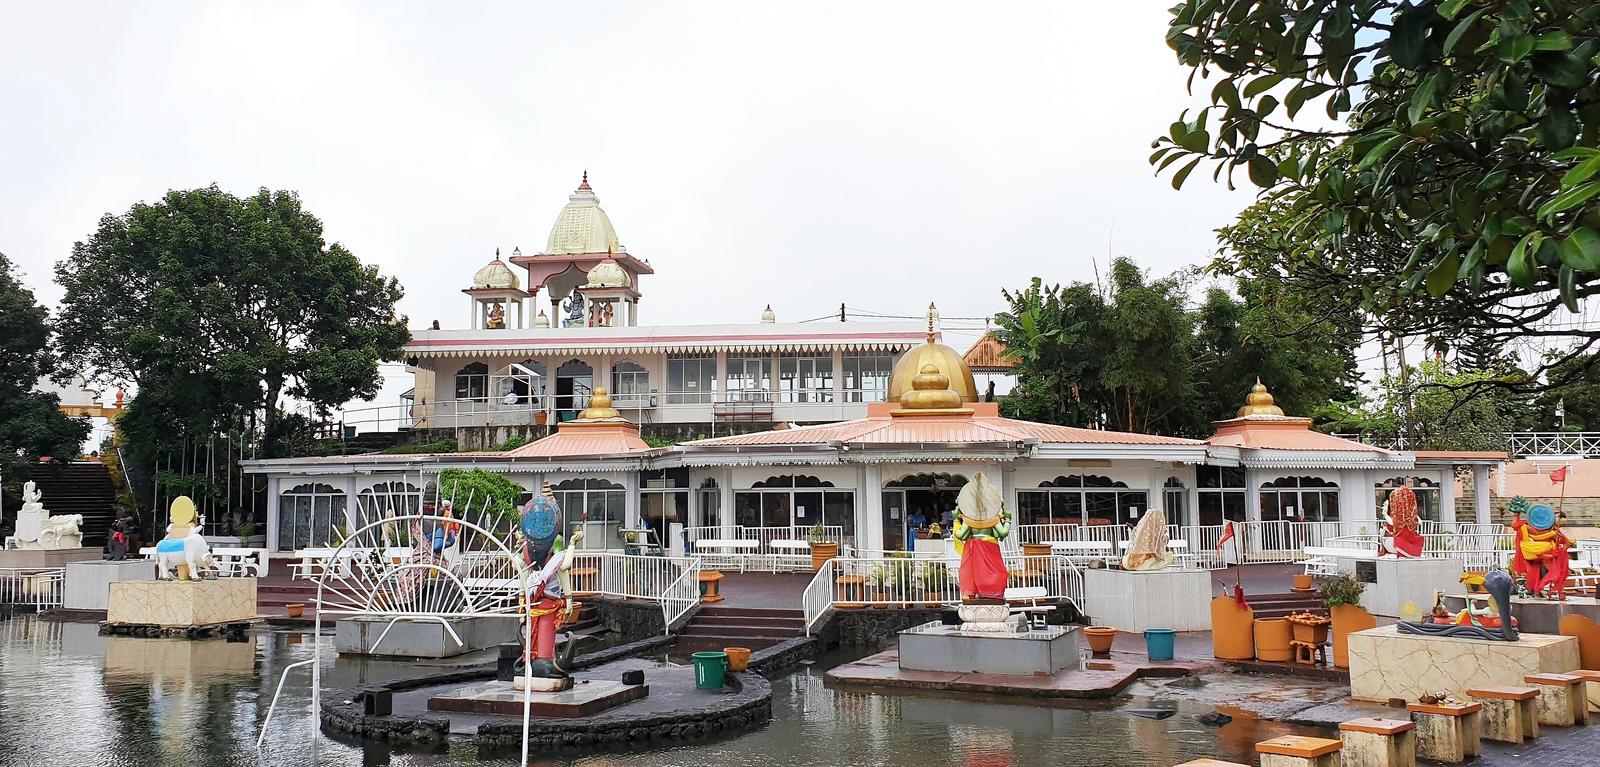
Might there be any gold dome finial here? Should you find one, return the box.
[1236,378,1285,417]
[926,302,938,343]
[579,386,620,420]
[893,364,973,415]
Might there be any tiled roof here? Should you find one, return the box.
[685,406,1201,449]
[1206,416,1395,454]
[501,422,653,458]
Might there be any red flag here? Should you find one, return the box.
[1216,521,1235,554]
[1551,465,1568,484]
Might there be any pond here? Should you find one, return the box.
[0,616,1327,766]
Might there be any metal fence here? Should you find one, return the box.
[0,568,64,611]
[802,553,1084,634]
[682,525,844,572]
[566,552,700,633]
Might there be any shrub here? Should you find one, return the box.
[1319,573,1365,609]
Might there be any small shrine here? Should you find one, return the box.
[464,249,529,330]
[3,481,83,551]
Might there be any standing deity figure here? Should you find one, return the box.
[515,486,584,685]
[1378,487,1424,558]
[562,290,586,328]
[1510,503,1570,599]
[952,473,1010,602]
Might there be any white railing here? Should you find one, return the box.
[1245,521,1372,563]
[0,567,64,610]
[801,553,1084,634]
[1323,533,1513,571]
[660,560,702,632]
[565,552,701,633]
[1336,430,1600,457]
[683,524,844,572]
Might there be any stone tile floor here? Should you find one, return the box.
[1479,722,1599,763]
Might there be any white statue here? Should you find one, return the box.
[1121,508,1174,571]
[155,496,214,579]
[5,481,84,550]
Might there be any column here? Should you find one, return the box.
[718,468,735,536]
[468,295,478,329]
[715,352,728,401]
[860,465,884,551]
[1244,468,1262,522]
[1474,466,1492,524]
[265,476,281,552]
[623,471,640,530]
[1439,467,1457,524]
[831,349,844,404]
[1000,463,1020,554]
[341,476,357,533]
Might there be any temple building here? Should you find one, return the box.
[404,173,928,448]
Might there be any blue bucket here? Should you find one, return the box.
[1144,628,1177,661]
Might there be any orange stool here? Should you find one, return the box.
[1468,686,1540,743]
[1256,735,1341,767]
[1338,717,1415,767]
[1406,701,1481,763]
[1524,673,1588,727]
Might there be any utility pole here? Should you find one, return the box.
[839,303,846,322]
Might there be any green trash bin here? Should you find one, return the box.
[692,651,728,690]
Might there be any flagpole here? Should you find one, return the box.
[1559,463,1568,517]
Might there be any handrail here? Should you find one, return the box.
[659,558,701,634]
[802,557,836,635]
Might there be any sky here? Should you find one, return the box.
[2,1,1255,415]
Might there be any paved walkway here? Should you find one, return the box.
[1480,723,1600,763]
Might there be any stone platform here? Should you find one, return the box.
[0,548,100,569]
[898,619,1079,675]
[429,679,648,717]
[1333,556,1465,620]
[63,559,156,610]
[826,646,1201,699]
[104,578,256,627]
[336,615,520,658]
[1084,567,1212,631]
[1348,624,1579,702]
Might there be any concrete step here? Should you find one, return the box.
[681,624,797,639]
[689,615,806,629]
[674,634,784,650]
[696,606,804,619]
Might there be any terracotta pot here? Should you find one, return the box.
[1290,620,1330,646]
[723,646,751,672]
[1083,626,1118,654]
[1330,603,1377,669]
[810,542,839,572]
[1210,595,1255,660]
[1253,617,1292,662]
[285,603,306,619]
[1291,574,1314,591]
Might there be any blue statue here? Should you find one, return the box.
[562,289,585,328]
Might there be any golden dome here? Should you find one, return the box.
[584,257,631,289]
[544,172,622,255]
[578,386,621,420]
[899,364,964,410]
[472,251,520,290]
[887,304,978,403]
[1236,378,1286,417]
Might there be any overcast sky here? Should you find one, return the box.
[3,2,1253,410]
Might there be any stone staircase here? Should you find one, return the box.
[28,461,117,547]
[1247,591,1326,619]
[675,606,806,650]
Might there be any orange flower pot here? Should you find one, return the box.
[1210,595,1255,660]
[1330,603,1377,669]
[724,646,751,672]
[1291,574,1314,591]
[1253,617,1292,662]
[1083,625,1118,654]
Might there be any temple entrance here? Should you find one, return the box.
[555,359,593,421]
[881,473,966,552]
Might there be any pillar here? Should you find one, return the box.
[860,465,884,551]
[831,348,844,403]
[468,295,478,329]
[265,476,281,552]
[718,468,735,535]
[1474,466,1492,524]
[622,471,639,531]
[1438,467,1457,524]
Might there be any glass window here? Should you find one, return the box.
[552,478,626,549]
[1259,476,1341,523]
[1197,465,1246,489]
[611,360,650,405]
[277,483,346,550]
[779,355,834,403]
[726,356,772,401]
[355,482,420,533]
[842,355,893,403]
[1376,476,1442,522]
[454,362,489,400]
[1162,477,1186,525]
[666,355,715,404]
[1017,477,1144,527]
[735,475,852,540]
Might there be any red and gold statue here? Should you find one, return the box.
[1378,485,1424,558]
[1510,503,1570,600]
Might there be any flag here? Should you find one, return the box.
[1551,465,1568,484]
[1216,521,1235,554]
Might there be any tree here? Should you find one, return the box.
[1154,1,1600,390]
[1320,359,1529,450]
[54,186,409,458]
[1531,350,1600,429]
[0,253,90,513]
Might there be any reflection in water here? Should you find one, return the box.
[0,616,1323,766]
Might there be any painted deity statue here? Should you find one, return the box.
[1400,569,1519,641]
[1378,487,1424,558]
[155,496,215,580]
[1510,503,1570,600]
[486,303,506,329]
[515,487,584,686]
[562,289,586,328]
[952,473,1010,602]
[103,507,138,560]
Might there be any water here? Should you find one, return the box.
[0,616,1325,766]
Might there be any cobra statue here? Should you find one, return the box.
[1398,569,1519,642]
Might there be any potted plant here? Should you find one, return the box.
[868,564,891,607]
[921,562,952,606]
[808,522,838,572]
[1291,572,1314,591]
[1321,573,1376,669]
[889,552,918,603]
[1083,625,1118,654]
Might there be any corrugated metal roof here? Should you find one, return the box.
[502,423,653,458]
[961,333,1017,372]
[1207,428,1395,453]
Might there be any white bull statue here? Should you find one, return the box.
[155,526,216,580]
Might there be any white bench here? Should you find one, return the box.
[1005,585,1052,629]
[1117,539,1189,551]
[691,539,759,572]
[1303,545,1378,561]
[212,547,269,577]
[768,538,810,553]
[1048,540,1114,564]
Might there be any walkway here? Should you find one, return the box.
[1481,722,1600,763]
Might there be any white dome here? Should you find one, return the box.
[543,173,622,255]
[584,257,631,289]
[761,304,775,323]
[472,255,519,290]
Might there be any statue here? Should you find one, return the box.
[5,480,84,550]
[1399,569,1519,641]
[514,485,585,689]
[1122,509,1174,571]
[561,290,586,328]
[486,303,506,329]
[952,473,1010,630]
[154,496,216,580]
[103,507,138,560]
[1510,503,1570,599]
[1378,488,1424,558]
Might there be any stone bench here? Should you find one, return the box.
[1569,669,1600,713]
[1468,686,1540,744]
[1338,717,1415,767]
[1406,701,1481,763]
[1525,673,1589,727]
[1256,735,1341,767]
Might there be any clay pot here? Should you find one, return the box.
[1253,617,1292,662]
[285,603,306,619]
[1291,574,1314,591]
[1210,595,1255,660]
[1290,619,1330,646]
[1330,603,1377,669]
[723,646,751,672]
[1083,625,1118,654]
[810,542,839,572]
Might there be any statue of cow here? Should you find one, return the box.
[155,524,216,580]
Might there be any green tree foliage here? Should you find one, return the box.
[437,468,525,526]
[995,257,1362,435]
[1531,351,1600,429]
[1155,1,1600,387]
[54,186,409,458]
[0,253,90,510]
[1319,359,1528,450]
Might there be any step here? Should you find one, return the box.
[682,624,797,639]
[674,634,784,650]
[689,615,806,629]
[696,606,804,619]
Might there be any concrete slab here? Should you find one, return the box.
[898,621,1080,675]
[105,577,256,626]
[0,548,101,569]
[1084,568,1212,631]
[1348,624,1579,702]
[1328,556,1464,620]
[63,559,156,610]
[335,615,521,658]
[826,646,1203,699]
[429,679,647,717]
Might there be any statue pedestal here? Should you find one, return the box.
[335,615,521,658]
[1444,594,1600,635]
[429,679,647,717]
[105,578,257,627]
[63,559,157,611]
[1348,624,1579,702]
[898,620,1080,675]
[1083,568,1212,631]
[1327,555,1466,620]
[0,548,101,569]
